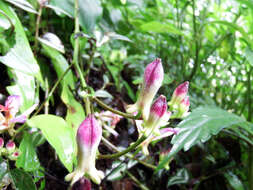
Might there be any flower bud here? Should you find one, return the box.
[0,137,4,148]
[159,149,173,170]
[9,151,20,160]
[72,177,91,190]
[65,115,104,185]
[178,96,190,117]
[169,81,189,107]
[145,95,169,130]
[127,58,164,120]
[6,140,15,153]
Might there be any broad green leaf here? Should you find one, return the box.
[10,169,36,190]
[28,114,75,172]
[224,171,244,190]
[16,132,40,172]
[140,21,185,36]
[41,44,85,131]
[156,107,247,171]
[49,0,102,33]
[7,69,38,112]
[4,0,37,14]
[167,168,189,187]
[0,1,44,86]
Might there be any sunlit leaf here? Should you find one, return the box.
[4,0,37,14]
[28,114,75,172]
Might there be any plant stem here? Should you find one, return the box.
[101,137,156,170]
[93,97,141,120]
[34,4,43,50]
[33,62,74,116]
[125,171,149,190]
[73,0,91,115]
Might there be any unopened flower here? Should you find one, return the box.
[136,95,179,155]
[65,115,104,185]
[72,177,91,190]
[0,137,4,148]
[6,140,15,153]
[178,96,190,117]
[159,149,173,170]
[8,151,20,160]
[127,58,164,120]
[168,81,189,108]
[0,95,37,135]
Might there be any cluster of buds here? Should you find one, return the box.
[168,81,190,118]
[65,115,104,185]
[0,138,19,160]
[126,58,186,154]
[0,95,37,136]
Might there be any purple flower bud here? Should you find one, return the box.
[146,95,168,128]
[65,115,104,185]
[169,81,189,106]
[6,140,15,152]
[72,177,91,190]
[0,137,4,148]
[127,58,164,120]
[9,151,20,160]
[178,96,190,117]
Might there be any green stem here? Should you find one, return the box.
[98,135,146,159]
[34,5,42,50]
[101,137,156,170]
[93,97,141,120]
[33,62,74,116]
[125,171,149,190]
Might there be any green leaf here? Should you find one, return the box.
[245,47,253,66]
[0,1,44,86]
[4,0,37,14]
[167,168,189,187]
[140,21,185,36]
[49,0,102,33]
[156,107,247,171]
[10,169,36,190]
[0,157,8,181]
[41,44,85,131]
[28,114,75,172]
[16,132,40,172]
[224,171,244,190]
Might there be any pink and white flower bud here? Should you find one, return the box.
[127,58,164,120]
[9,151,20,160]
[178,96,190,117]
[169,81,189,108]
[145,95,169,131]
[71,177,91,190]
[0,137,4,148]
[6,140,15,153]
[65,115,104,185]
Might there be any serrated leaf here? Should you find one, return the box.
[28,115,75,172]
[156,107,247,171]
[16,132,40,172]
[10,169,36,190]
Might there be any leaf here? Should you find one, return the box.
[28,114,75,172]
[167,168,189,187]
[0,1,44,86]
[38,32,65,53]
[4,0,37,14]
[10,169,36,190]
[156,107,247,171]
[95,89,113,99]
[123,80,136,102]
[7,69,38,112]
[16,132,40,172]
[224,171,244,190]
[140,21,185,36]
[41,44,85,131]
[49,0,102,33]
[0,157,8,181]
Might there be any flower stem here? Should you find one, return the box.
[93,97,141,120]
